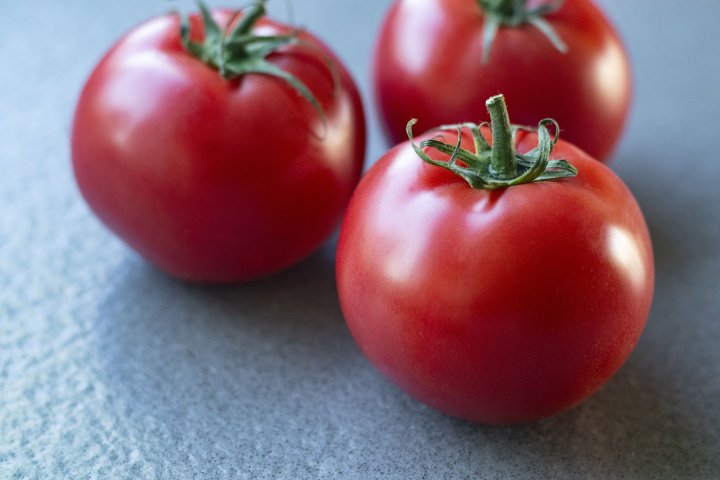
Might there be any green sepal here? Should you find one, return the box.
[198,1,222,46]
[408,120,492,189]
[180,0,334,128]
[227,0,265,39]
[224,56,325,128]
[406,117,577,191]
[478,0,567,63]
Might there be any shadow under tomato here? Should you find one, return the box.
[92,234,368,457]
[433,357,716,478]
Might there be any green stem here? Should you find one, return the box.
[487,95,517,179]
[406,93,578,190]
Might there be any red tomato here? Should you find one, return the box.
[336,120,653,424]
[373,0,632,162]
[72,4,365,282]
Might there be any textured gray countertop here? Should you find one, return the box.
[2,0,719,478]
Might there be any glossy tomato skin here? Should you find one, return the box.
[337,129,653,424]
[72,10,365,282]
[373,0,631,162]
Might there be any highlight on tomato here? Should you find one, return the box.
[373,0,632,162]
[337,94,653,424]
[72,0,365,282]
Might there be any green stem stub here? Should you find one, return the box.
[180,0,334,127]
[407,94,578,191]
[477,0,567,63]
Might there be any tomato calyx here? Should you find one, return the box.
[180,0,336,127]
[477,0,567,63]
[407,94,577,190]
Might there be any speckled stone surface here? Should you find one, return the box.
[2,0,719,478]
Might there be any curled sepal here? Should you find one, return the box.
[406,111,577,191]
[407,120,491,189]
[478,0,567,64]
[180,0,334,128]
[228,57,325,130]
[435,121,492,156]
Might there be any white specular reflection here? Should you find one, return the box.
[320,94,354,177]
[394,0,445,75]
[380,175,442,285]
[607,225,646,291]
[382,193,435,284]
[594,41,629,112]
[384,235,426,284]
[108,51,188,148]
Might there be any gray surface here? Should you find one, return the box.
[1,0,719,478]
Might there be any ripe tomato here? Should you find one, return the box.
[72,2,365,282]
[373,0,632,162]
[336,97,653,423]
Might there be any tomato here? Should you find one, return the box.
[72,1,365,282]
[373,0,632,162]
[336,96,653,424]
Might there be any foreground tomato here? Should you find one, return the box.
[72,1,365,281]
[337,95,653,424]
[373,0,632,162]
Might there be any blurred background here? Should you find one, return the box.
[1,0,719,478]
